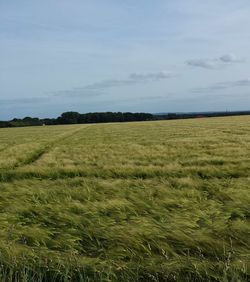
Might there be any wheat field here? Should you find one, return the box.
[0,116,249,281]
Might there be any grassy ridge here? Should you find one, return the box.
[0,117,249,281]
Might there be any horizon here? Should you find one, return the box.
[1,0,250,119]
[2,109,250,122]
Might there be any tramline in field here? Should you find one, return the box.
[0,116,249,281]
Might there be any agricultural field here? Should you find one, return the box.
[0,116,249,281]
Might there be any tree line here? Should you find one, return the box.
[1,110,250,128]
[0,112,154,128]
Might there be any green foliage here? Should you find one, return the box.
[0,112,154,128]
[0,117,249,281]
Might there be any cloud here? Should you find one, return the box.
[0,97,48,105]
[81,79,137,91]
[54,71,175,97]
[186,54,244,69]
[129,71,174,81]
[191,78,250,93]
[219,54,242,63]
[53,88,103,98]
[187,59,220,69]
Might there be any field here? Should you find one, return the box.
[0,116,249,281]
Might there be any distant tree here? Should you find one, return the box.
[58,112,80,124]
[0,121,10,128]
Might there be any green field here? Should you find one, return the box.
[0,116,249,281]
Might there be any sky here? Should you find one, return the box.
[1,0,250,119]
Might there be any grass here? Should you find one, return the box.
[0,116,249,281]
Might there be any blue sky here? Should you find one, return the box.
[1,0,250,119]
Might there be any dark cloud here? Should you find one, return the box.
[186,54,244,69]
[190,79,250,93]
[0,97,48,105]
[54,71,175,97]
[187,59,219,69]
[53,88,103,98]
[129,71,174,80]
[219,54,244,63]
[81,79,138,90]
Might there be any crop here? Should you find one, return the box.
[0,116,249,281]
